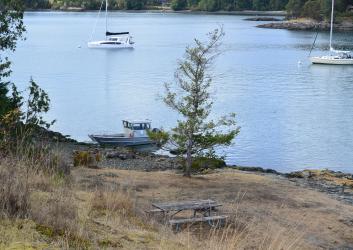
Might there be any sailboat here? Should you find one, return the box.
[310,0,353,65]
[87,0,134,49]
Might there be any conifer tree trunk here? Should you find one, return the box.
[185,137,192,177]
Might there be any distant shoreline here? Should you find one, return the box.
[25,9,287,16]
[257,18,353,31]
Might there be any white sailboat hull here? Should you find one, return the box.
[87,41,134,49]
[310,56,353,65]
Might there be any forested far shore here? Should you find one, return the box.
[22,0,353,21]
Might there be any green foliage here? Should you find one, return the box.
[125,0,147,9]
[190,157,226,171]
[16,0,353,15]
[0,1,54,155]
[0,0,26,120]
[171,0,188,10]
[0,79,55,156]
[147,129,170,147]
[23,79,55,129]
[0,0,25,52]
[24,0,51,9]
[252,0,270,10]
[285,0,352,19]
[269,0,288,10]
[236,0,253,10]
[198,0,219,11]
[286,0,306,16]
[162,27,240,177]
[301,0,322,20]
[319,0,332,18]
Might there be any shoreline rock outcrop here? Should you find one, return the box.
[257,19,353,31]
[244,17,282,21]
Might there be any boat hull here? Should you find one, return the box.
[89,134,154,147]
[310,57,353,65]
[87,41,134,49]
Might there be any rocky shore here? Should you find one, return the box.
[257,18,353,31]
[39,124,353,207]
[244,16,282,21]
[54,138,353,206]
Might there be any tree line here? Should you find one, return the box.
[286,0,353,20]
[24,0,289,10]
[24,0,164,10]
[23,0,353,21]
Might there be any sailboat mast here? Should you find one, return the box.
[329,0,334,51]
[105,0,108,39]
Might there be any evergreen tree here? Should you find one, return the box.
[171,0,188,10]
[0,0,25,119]
[301,0,322,20]
[160,28,240,177]
[236,0,253,10]
[252,0,270,10]
[269,0,289,10]
[198,0,220,11]
[286,0,306,16]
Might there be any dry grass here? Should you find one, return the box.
[90,189,135,216]
[1,154,353,249]
[72,168,353,249]
[30,188,78,235]
[0,163,30,219]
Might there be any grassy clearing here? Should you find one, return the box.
[1,153,353,249]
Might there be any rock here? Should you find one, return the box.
[66,7,84,11]
[106,152,136,160]
[264,168,280,175]
[285,171,305,178]
[98,172,119,178]
[257,19,353,31]
[232,166,280,175]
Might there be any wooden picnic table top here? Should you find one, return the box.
[152,199,220,212]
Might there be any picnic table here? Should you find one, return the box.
[149,199,227,230]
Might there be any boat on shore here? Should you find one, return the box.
[89,119,156,147]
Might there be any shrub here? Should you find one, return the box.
[190,157,226,171]
[73,150,100,168]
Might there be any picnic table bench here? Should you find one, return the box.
[148,199,228,231]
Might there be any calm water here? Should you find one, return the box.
[10,12,353,172]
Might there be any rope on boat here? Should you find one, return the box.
[89,0,104,42]
[309,28,319,57]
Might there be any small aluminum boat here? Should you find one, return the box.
[89,119,155,147]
